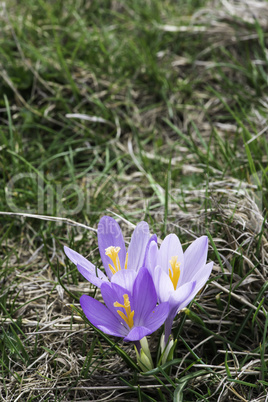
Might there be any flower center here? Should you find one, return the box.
[169,256,181,289]
[114,294,134,328]
[105,246,128,274]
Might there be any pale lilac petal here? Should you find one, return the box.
[191,261,213,292]
[144,237,159,275]
[164,281,196,343]
[159,234,184,275]
[111,270,137,293]
[98,216,126,280]
[153,266,174,303]
[132,268,157,325]
[124,326,151,341]
[77,263,108,287]
[180,262,213,307]
[64,246,107,287]
[80,295,126,337]
[182,236,208,283]
[145,301,170,333]
[64,246,95,271]
[127,221,150,271]
[165,261,212,343]
[168,281,196,315]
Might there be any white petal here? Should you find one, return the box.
[182,236,208,283]
[159,234,184,275]
[145,240,159,275]
[127,221,150,271]
[153,266,174,303]
[169,281,196,314]
[191,261,213,293]
[110,270,137,293]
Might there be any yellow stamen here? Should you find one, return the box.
[114,294,134,328]
[105,246,121,274]
[124,252,128,269]
[169,256,181,290]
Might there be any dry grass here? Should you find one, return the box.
[0,0,268,400]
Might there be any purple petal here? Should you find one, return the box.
[182,236,208,283]
[101,281,134,322]
[164,315,174,344]
[111,270,137,293]
[127,221,150,271]
[80,295,126,337]
[64,246,95,270]
[132,268,157,325]
[64,246,107,287]
[159,234,184,275]
[153,266,174,303]
[145,301,170,333]
[98,216,126,280]
[124,326,151,341]
[77,263,108,287]
[143,236,158,275]
[125,301,170,340]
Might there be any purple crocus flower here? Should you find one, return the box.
[80,267,170,341]
[145,234,213,343]
[64,216,153,289]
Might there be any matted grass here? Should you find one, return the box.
[0,0,267,400]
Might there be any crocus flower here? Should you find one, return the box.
[145,234,213,343]
[80,267,170,341]
[64,216,154,289]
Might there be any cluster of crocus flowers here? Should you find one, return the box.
[80,268,169,341]
[64,216,213,365]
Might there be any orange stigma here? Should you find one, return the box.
[114,294,134,328]
[169,256,181,289]
[105,246,128,274]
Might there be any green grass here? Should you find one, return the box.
[0,0,268,400]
